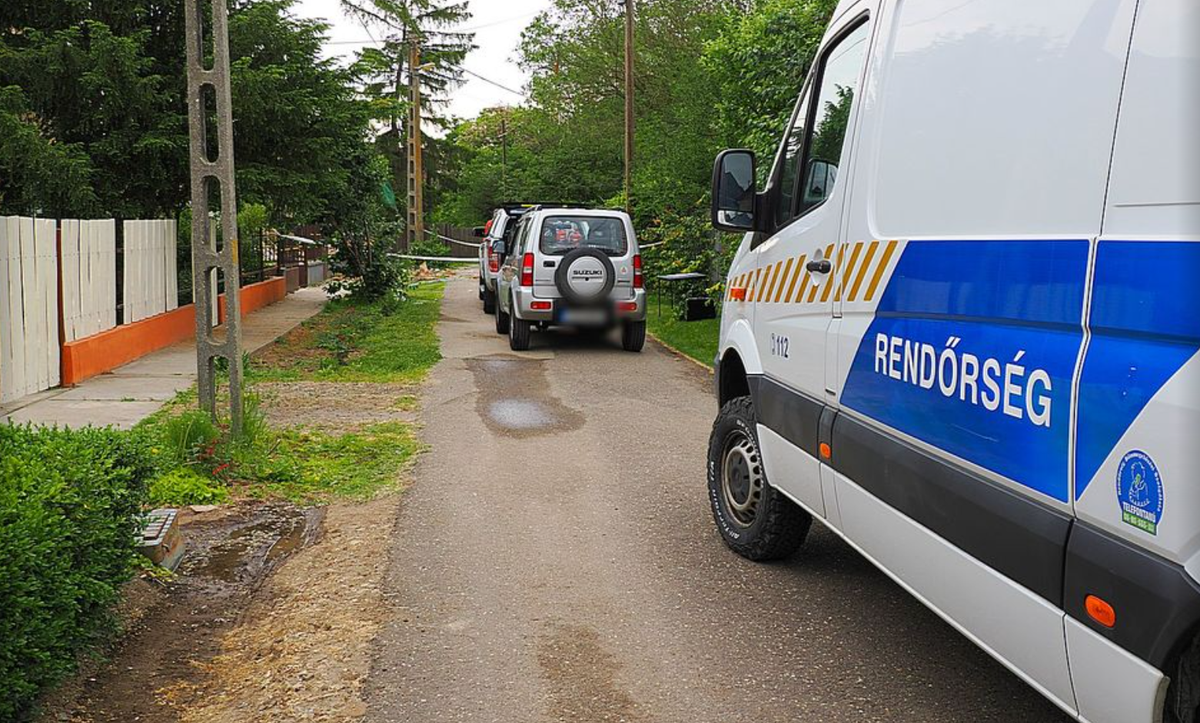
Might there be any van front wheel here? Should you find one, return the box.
[707,396,811,561]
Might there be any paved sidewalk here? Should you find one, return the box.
[1,287,326,429]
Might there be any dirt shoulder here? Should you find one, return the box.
[172,494,399,722]
[43,281,447,723]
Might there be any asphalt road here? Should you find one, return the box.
[366,276,1071,723]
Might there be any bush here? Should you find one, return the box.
[0,425,153,720]
[327,232,411,302]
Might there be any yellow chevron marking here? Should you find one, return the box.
[784,255,806,302]
[763,261,783,302]
[795,268,812,304]
[772,258,795,303]
[864,240,899,301]
[847,240,879,302]
[749,266,764,301]
[835,241,865,303]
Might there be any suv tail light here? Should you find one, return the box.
[632,254,643,289]
[487,240,500,273]
[520,252,534,287]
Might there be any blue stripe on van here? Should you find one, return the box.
[842,240,1090,503]
[1074,240,1200,498]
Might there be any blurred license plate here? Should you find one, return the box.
[558,308,607,325]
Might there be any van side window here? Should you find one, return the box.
[775,90,812,227]
[797,21,869,216]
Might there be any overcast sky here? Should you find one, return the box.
[292,0,551,121]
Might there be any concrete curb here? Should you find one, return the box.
[647,332,714,375]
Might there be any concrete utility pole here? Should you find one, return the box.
[184,0,244,433]
[406,39,425,253]
[624,0,635,213]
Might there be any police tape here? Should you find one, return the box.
[388,253,477,263]
[426,230,482,248]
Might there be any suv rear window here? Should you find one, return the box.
[539,216,628,256]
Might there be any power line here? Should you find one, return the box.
[460,67,524,96]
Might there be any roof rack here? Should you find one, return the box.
[499,201,582,211]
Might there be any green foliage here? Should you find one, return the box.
[0,0,392,236]
[703,0,839,159]
[148,467,229,507]
[0,425,153,721]
[237,202,269,238]
[252,282,444,383]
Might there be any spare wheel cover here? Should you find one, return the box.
[555,248,615,304]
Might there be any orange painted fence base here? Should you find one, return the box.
[60,277,286,386]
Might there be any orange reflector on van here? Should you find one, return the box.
[617,301,638,312]
[819,442,832,460]
[530,301,552,311]
[730,287,747,301]
[1085,595,1116,628]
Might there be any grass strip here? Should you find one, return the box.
[645,293,720,368]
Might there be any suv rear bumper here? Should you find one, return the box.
[511,286,647,324]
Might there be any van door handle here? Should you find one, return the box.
[806,259,832,274]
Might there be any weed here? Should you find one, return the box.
[148,467,229,506]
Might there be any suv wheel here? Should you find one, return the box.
[495,298,510,335]
[621,320,645,352]
[509,301,531,351]
[483,288,496,315]
[707,396,811,561]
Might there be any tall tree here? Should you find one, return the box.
[342,0,475,222]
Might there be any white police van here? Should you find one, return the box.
[707,1,1199,721]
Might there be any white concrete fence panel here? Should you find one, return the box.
[0,216,61,403]
[123,219,179,324]
[60,219,117,343]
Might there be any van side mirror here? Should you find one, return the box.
[473,226,487,238]
[711,149,758,233]
[710,148,758,230]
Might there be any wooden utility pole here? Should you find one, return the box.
[406,39,425,252]
[623,0,635,213]
[500,109,509,200]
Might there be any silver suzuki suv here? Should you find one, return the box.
[495,207,647,352]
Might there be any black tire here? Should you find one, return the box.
[509,306,531,351]
[478,280,485,300]
[707,396,811,561]
[495,298,510,335]
[483,288,496,315]
[1165,631,1200,723]
[621,320,646,352]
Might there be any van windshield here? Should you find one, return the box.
[539,216,628,256]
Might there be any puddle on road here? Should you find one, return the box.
[468,356,584,438]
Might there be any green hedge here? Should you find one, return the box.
[0,425,152,721]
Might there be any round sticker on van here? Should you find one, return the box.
[1116,451,1163,536]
